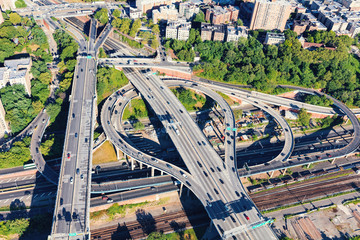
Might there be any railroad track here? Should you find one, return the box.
[251,172,360,210]
[90,210,208,240]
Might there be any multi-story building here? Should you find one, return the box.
[179,2,200,20]
[250,0,292,31]
[205,5,239,24]
[136,0,181,13]
[165,19,191,41]
[200,23,213,41]
[226,26,248,42]
[200,23,226,41]
[0,56,32,95]
[341,0,360,11]
[128,7,143,19]
[152,5,178,23]
[264,32,285,45]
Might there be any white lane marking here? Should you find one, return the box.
[40,193,45,197]
[33,194,38,198]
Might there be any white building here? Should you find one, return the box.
[165,19,191,41]
[264,32,285,45]
[128,7,142,19]
[226,26,248,42]
[179,2,200,20]
[0,56,32,95]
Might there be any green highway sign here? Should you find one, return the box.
[232,128,237,131]
[69,233,77,236]
[227,127,231,131]
[87,55,92,59]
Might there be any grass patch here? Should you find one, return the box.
[92,140,117,165]
[122,98,149,120]
[91,197,172,221]
[343,197,360,206]
[97,66,129,104]
[171,87,207,111]
[216,91,238,106]
[147,225,208,240]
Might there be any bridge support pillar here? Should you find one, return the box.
[307,163,312,168]
[139,162,143,170]
[282,168,287,175]
[151,167,155,177]
[160,171,164,176]
[116,147,123,161]
[131,158,135,171]
[179,182,184,197]
[269,171,275,178]
[330,158,336,164]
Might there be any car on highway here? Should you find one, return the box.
[244,214,250,220]
[67,153,71,159]
[107,198,113,203]
[166,164,172,169]
[206,200,212,207]
[80,174,84,180]
[70,177,73,184]
[76,168,80,174]
[180,171,187,178]
[102,196,108,200]
[75,133,78,138]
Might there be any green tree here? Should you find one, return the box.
[151,24,160,35]
[112,9,121,18]
[15,0,27,8]
[237,19,243,26]
[9,13,21,25]
[94,8,109,25]
[298,108,311,126]
[193,11,205,23]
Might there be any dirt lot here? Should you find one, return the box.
[92,140,118,165]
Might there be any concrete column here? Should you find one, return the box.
[151,167,155,177]
[161,171,164,176]
[307,163,312,168]
[330,158,336,164]
[139,162,143,170]
[131,158,135,171]
[179,182,184,197]
[116,147,122,161]
[269,171,275,178]
[282,168,287,175]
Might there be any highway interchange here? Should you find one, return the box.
[7,3,360,239]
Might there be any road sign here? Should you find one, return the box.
[69,233,77,236]
[232,128,237,131]
[227,127,231,131]
[252,219,274,229]
[87,55,92,59]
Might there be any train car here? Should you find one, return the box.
[342,164,354,171]
[311,169,326,178]
[247,184,263,193]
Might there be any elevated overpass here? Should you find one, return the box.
[118,68,277,239]
[50,18,97,240]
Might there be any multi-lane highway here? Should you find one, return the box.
[50,18,97,240]
[119,68,277,239]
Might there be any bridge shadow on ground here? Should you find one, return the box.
[179,190,211,240]
[10,170,56,240]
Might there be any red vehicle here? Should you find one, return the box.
[67,153,71,159]
[244,214,250,221]
[102,196,108,200]
[316,155,321,160]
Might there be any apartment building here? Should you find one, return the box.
[179,2,200,20]
[200,23,226,41]
[136,0,181,13]
[128,7,143,19]
[250,0,292,31]
[165,20,191,41]
[205,5,239,24]
[152,5,178,23]
[264,32,285,45]
[0,56,32,95]
[226,26,248,42]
